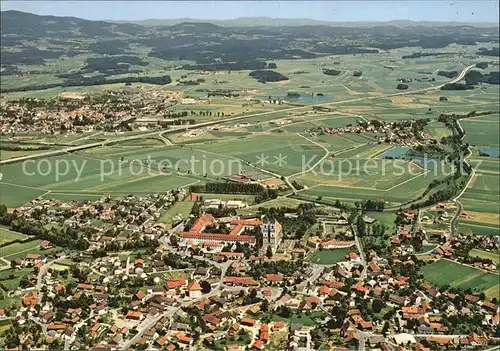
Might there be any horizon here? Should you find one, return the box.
[1,1,499,23]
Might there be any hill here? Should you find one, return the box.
[111,16,499,28]
[1,10,499,92]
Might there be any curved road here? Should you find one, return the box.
[449,117,475,236]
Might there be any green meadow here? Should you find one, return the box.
[0,228,28,245]
[0,153,200,207]
[422,259,499,298]
[196,132,326,176]
[309,249,353,265]
[461,115,500,147]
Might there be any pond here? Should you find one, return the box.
[378,147,410,158]
[293,95,335,103]
[378,146,440,167]
[478,146,500,157]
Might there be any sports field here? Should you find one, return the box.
[421,259,499,298]
[366,211,397,230]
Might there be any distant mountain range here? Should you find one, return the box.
[111,17,498,28]
[1,10,498,93]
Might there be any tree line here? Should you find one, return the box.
[249,70,289,83]
[1,74,173,93]
[189,182,279,203]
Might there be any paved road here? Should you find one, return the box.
[159,235,233,282]
[351,214,367,280]
[299,264,324,292]
[284,133,331,195]
[119,287,223,350]
[1,64,475,167]
[36,256,66,304]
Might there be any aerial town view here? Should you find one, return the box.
[0,1,499,350]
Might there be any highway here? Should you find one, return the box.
[0,64,475,166]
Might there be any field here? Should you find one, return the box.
[0,268,32,291]
[461,173,500,212]
[461,115,500,147]
[458,156,500,235]
[156,200,194,228]
[425,121,453,140]
[456,222,499,236]
[0,228,28,245]
[0,152,202,207]
[292,149,453,206]
[421,259,499,298]
[309,249,353,265]
[1,239,60,261]
[195,132,326,176]
[271,311,325,327]
[0,42,499,230]
[469,249,500,265]
[81,144,270,178]
[236,197,307,216]
[366,211,397,230]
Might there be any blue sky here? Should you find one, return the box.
[2,1,498,23]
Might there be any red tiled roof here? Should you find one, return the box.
[126,311,142,319]
[77,284,94,290]
[252,339,264,349]
[223,277,258,286]
[26,253,41,260]
[265,274,284,282]
[241,317,256,326]
[187,282,201,291]
[166,280,187,289]
[181,232,256,243]
[216,251,244,258]
[346,252,359,259]
[402,306,419,314]
[319,286,330,295]
[320,279,345,288]
[175,332,193,343]
[231,218,263,226]
[191,214,216,232]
